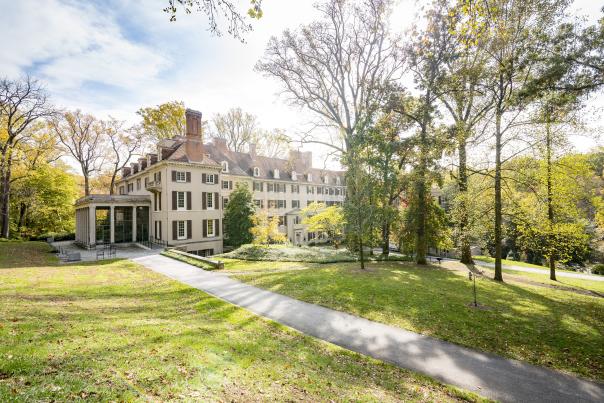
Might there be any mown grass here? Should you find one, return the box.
[234,260,604,381]
[472,255,580,272]
[0,242,483,402]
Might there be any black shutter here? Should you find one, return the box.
[186,192,192,210]
[186,172,191,182]
[215,219,220,236]
[202,173,207,183]
[202,220,207,237]
[229,181,233,190]
[202,192,207,210]
[172,191,177,210]
[158,192,161,210]
[171,170,176,182]
[214,192,219,210]
[172,221,177,240]
[159,221,162,240]
[158,171,161,181]
[214,174,218,183]
[187,220,192,239]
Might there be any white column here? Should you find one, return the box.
[110,206,115,244]
[88,206,96,246]
[132,205,137,242]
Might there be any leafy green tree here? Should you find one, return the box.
[301,202,345,249]
[137,101,186,141]
[223,183,255,247]
[250,210,286,246]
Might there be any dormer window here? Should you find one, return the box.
[253,167,260,177]
[274,169,280,179]
[221,161,229,173]
[307,173,312,182]
[336,176,341,185]
[324,175,329,184]
[292,171,297,181]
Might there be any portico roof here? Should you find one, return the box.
[75,194,151,207]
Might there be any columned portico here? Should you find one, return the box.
[74,195,151,248]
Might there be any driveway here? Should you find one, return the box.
[133,254,604,403]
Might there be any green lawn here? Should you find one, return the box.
[0,242,481,402]
[233,260,604,381]
[472,255,580,273]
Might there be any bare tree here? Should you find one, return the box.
[51,111,106,196]
[255,128,289,158]
[105,119,145,195]
[0,76,54,238]
[255,0,403,155]
[212,107,258,152]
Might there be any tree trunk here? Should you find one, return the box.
[494,108,503,282]
[546,115,557,281]
[83,171,90,196]
[458,136,473,264]
[0,153,13,238]
[109,173,117,195]
[17,203,27,231]
[382,221,390,256]
[415,126,428,265]
[359,237,365,270]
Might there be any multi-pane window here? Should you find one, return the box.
[127,183,133,192]
[222,180,230,189]
[176,171,186,182]
[254,199,264,208]
[253,167,260,177]
[317,187,324,195]
[276,183,286,193]
[293,216,300,225]
[307,185,315,194]
[223,197,229,208]
[267,183,274,192]
[177,221,186,239]
[292,200,300,208]
[278,216,286,226]
[291,184,299,193]
[206,174,216,184]
[253,181,263,191]
[221,161,229,172]
[177,191,185,209]
[136,178,141,190]
[207,193,213,209]
[277,200,286,209]
[207,220,215,237]
[268,200,277,209]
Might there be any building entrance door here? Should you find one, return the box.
[136,206,149,242]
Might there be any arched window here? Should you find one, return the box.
[221,161,229,173]
[307,173,312,182]
[291,171,297,181]
[324,175,329,184]
[274,169,280,179]
[253,167,260,177]
[336,176,341,185]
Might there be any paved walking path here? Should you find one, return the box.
[133,254,604,403]
[472,260,604,281]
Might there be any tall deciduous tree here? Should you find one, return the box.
[137,101,186,141]
[256,0,403,155]
[0,76,54,238]
[392,0,453,264]
[477,0,570,281]
[223,183,255,247]
[105,120,144,195]
[51,110,106,196]
[212,107,258,152]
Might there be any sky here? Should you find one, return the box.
[0,0,602,168]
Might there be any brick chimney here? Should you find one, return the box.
[249,143,256,158]
[186,109,203,139]
[213,137,228,152]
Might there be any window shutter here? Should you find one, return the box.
[202,173,207,183]
[202,220,207,237]
[158,171,161,181]
[172,221,177,240]
[214,192,219,209]
[229,181,233,190]
[159,221,162,240]
[187,220,192,239]
[172,191,177,210]
[202,192,207,210]
[214,174,218,183]
[159,192,162,210]
[171,170,176,182]
[215,219,220,236]
[186,192,192,210]
[186,172,191,182]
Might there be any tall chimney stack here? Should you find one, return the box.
[185,109,203,139]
